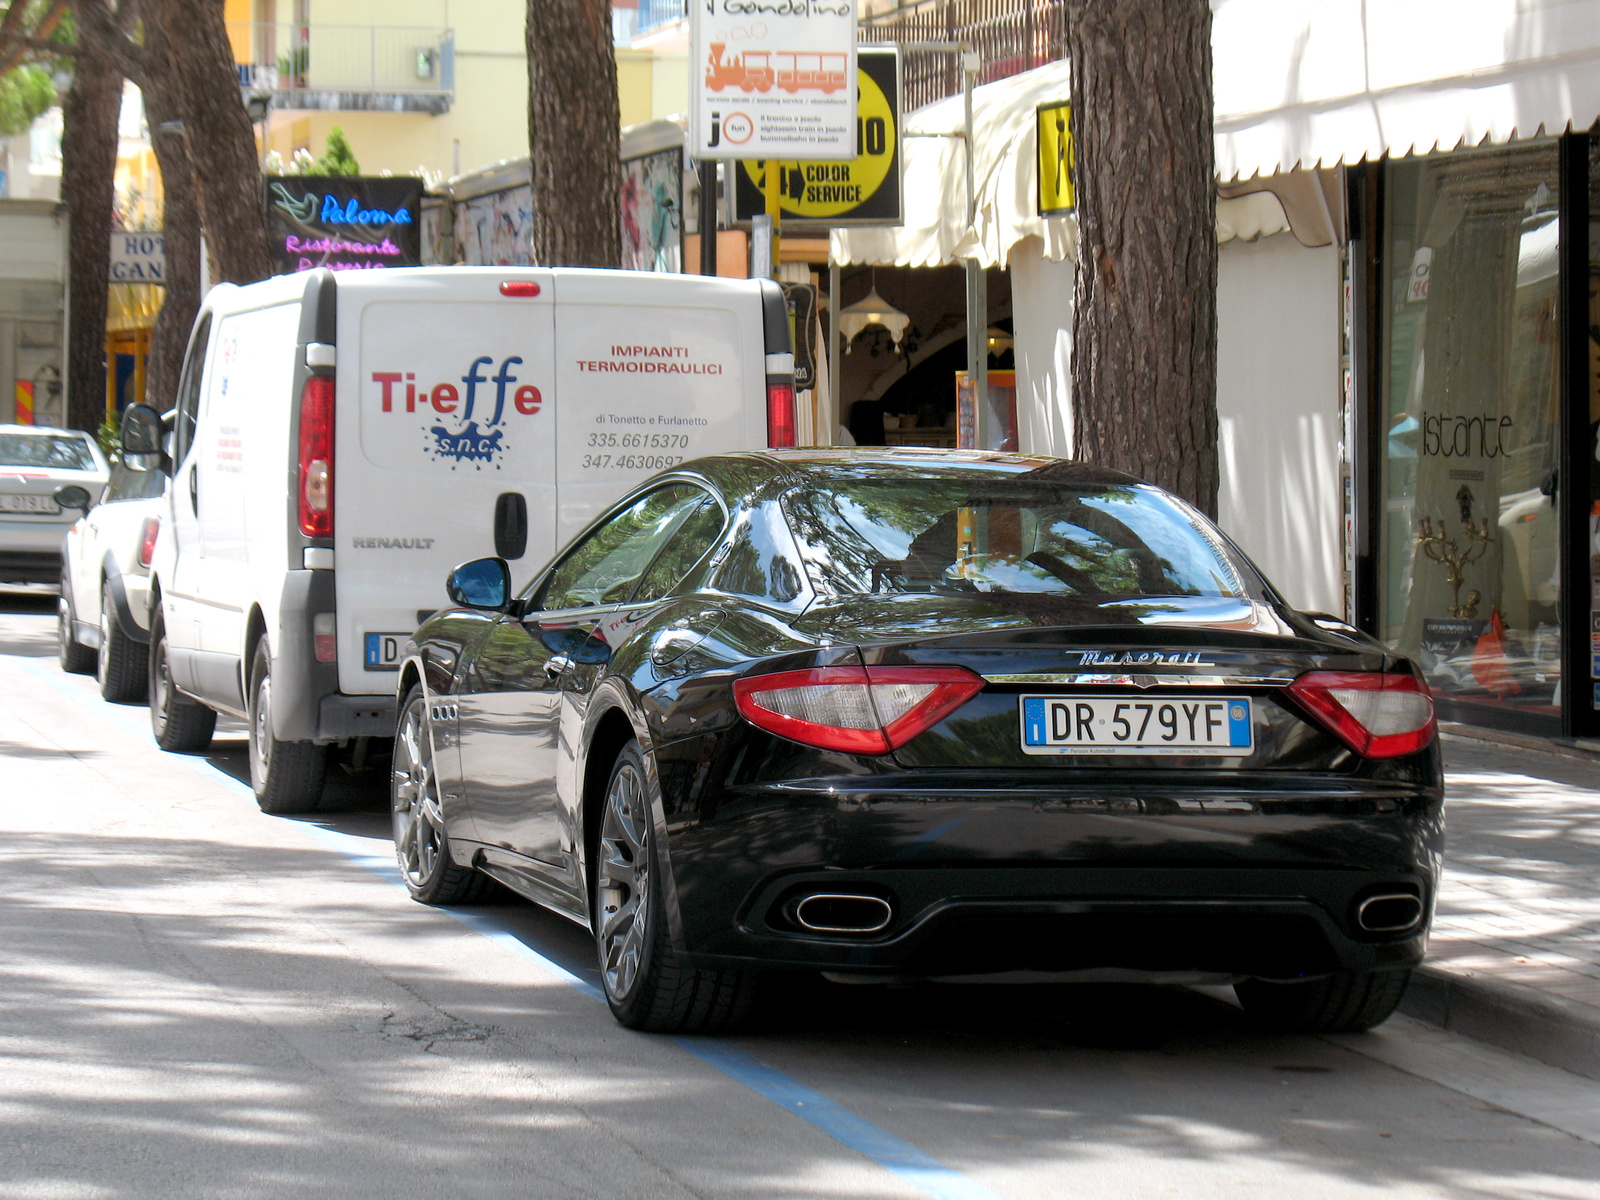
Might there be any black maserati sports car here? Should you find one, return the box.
[392,450,1443,1034]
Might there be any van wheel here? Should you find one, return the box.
[248,638,326,814]
[1236,969,1411,1033]
[148,608,216,752]
[57,582,95,675]
[392,685,491,904]
[594,740,754,1033]
[98,580,148,703]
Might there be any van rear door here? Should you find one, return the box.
[335,268,556,696]
[550,272,767,547]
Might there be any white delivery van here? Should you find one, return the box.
[120,266,793,812]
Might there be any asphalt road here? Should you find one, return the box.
[3,588,1598,1200]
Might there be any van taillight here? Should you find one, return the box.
[766,381,796,449]
[137,516,160,568]
[298,375,335,537]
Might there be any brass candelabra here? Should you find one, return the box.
[1416,516,1491,619]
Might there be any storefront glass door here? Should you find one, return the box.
[1378,144,1565,732]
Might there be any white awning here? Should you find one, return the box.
[1214,0,1600,183]
[831,60,1076,269]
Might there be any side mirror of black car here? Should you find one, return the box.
[447,557,511,611]
[120,403,169,474]
[54,485,92,513]
[494,491,527,560]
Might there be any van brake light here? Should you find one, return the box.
[137,516,160,568]
[298,375,335,537]
[766,381,796,449]
[499,280,541,297]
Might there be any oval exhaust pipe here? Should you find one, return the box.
[1356,892,1423,933]
[793,893,893,934]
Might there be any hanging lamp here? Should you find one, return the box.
[838,269,911,352]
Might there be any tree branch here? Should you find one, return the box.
[73,0,148,84]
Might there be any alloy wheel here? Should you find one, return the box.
[597,761,651,1001]
[392,699,445,888]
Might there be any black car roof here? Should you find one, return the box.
[679,448,1149,501]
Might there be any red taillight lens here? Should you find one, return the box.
[137,516,160,568]
[1285,671,1437,759]
[500,280,541,297]
[298,374,335,537]
[733,665,984,755]
[766,381,796,449]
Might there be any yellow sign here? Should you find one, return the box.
[1037,101,1075,217]
[736,50,899,223]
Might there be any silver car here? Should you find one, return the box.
[0,425,108,592]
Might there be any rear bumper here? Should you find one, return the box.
[665,776,1444,980]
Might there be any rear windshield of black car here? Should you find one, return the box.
[782,478,1251,599]
[0,433,97,471]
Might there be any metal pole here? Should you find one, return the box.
[698,159,718,276]
[828,256,841,444]
[961,50,987,450]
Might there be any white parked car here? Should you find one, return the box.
[0,423,108,594]
[59,455,167,700]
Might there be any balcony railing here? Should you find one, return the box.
[229,22,454,101]
[637,0,686,36]
[859,0,1066,111]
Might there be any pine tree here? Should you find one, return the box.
[314,125,359,176]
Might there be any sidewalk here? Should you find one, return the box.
[1398,730,1600,1078]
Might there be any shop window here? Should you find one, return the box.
[1378,144,1564,728]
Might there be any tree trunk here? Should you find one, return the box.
[155,0,271,284]
[525,0,620,268]
[141,10,199,411]
[1066,0,1218,516]
[60,41,121,434]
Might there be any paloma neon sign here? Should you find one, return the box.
[319,195,413,225]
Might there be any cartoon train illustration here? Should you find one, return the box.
[704,44,850,94]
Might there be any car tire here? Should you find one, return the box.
[1235,968,1411,1033]
[57,580,96,675]
[148,606,216,752]
[97,579,148,703]
[248,638,326,814]
[594,740,754,1033]
[392,684,493,904]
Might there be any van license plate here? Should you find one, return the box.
[1020,696,1253,756]
[363,633,406,671]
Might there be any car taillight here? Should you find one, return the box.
[766,381,796,449]
[1285,671,1437,758]
[298,374,335,537]
[733,665,984,755]
[137,516,160,568]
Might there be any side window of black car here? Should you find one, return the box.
[711,502,804,605]
[633,497,726,603]
[172,314,211,466]
[538,485,709,611]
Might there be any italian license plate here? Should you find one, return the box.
[363,632,406,670]
[0,493,60,514]
[1020,695,1253,756]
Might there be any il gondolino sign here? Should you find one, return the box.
[265,175,424,275]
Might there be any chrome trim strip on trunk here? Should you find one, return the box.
[980,672,1296,688]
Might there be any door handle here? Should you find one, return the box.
[188,464,198,511]
[545,654,575,679]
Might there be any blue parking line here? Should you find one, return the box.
[676,1038,1005,1200]
[14,655,1004,1200]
